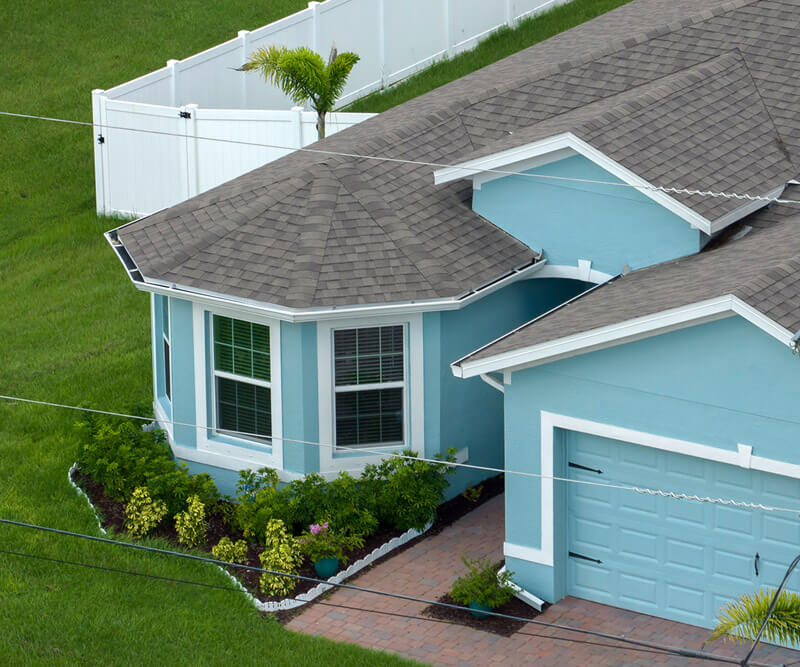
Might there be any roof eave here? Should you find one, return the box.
[451,294,795,379]
[434,132,715,234]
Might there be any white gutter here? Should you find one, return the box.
[105,230,546,322]
[453,294,794,379]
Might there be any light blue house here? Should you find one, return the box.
[108,0,800,632]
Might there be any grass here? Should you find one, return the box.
[344,0,634,113]
[0,0,410,663]
[0,0,628,662]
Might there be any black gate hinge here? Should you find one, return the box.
[97,134,105,144]
[179,110,191,119]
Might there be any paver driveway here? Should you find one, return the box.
[287,494,800,665]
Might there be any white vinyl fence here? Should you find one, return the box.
[93,0,571,217]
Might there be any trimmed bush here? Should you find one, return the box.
[77,415,220,516]
[259,519,302,596]
[175,495,207,547]
[125,487,167,538]
[211,537,248,564]
[363,449,456,531]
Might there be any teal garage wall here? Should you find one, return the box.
[503,315,800,601]
[425,278,588,498]
[473,154,706,276]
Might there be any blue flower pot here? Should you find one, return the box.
[468,602,493,618]
[314,557,339,579]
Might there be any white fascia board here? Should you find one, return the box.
[454,294,794,379]
[133,260,546,323]
[708,184,786,235]
[433,132,714,234]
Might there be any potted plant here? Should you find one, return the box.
[450,556,516,618]
[300,522,364,579]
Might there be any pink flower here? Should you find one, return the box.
[309,522,329,535]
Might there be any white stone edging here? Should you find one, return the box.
[68,462,107,535]
[68,462,431,612]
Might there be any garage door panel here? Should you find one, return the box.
[666,537,705,570]
[713,505,754,537]
[566,431,800,630]
[665,501,706,528]
[618,527,659,564]
[665,582,706,621]
[619,572,659,609]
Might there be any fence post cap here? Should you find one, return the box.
[166,59,179,66]
[91,89,105,95]
[238,29,250,38]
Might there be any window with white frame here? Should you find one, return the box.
[212,314,271,441]
[333,325,405,448]
[160,296,171,402]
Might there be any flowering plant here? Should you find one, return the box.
[299,522,363,564]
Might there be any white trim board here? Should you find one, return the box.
[506,411,800,568]
[453,294,795,379]
[433,132,781,236]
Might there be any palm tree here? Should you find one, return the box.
[238,44,359,140]
[709,588,800,647]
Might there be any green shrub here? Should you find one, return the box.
[450,557,515,609]
[77,415,220,515]
[235,468,293,541]
[76,416,174,501]
[299,522,364,564]
[287,472,378,538]
[364,449,456,531]
[211,537,249,564]
[259,519,302,597]
[175,495,207,547]
[124,487,168,538]
[147,465,219,516]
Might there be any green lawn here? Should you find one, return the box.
[0,0,628,663]
[0,1,409,664]
[344,0,633,113]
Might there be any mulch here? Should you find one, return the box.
[421,588,544,637]
[71,467,506,610]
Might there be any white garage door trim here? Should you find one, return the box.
[504,411,800,567]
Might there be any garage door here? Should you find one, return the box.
[566,431,800,628]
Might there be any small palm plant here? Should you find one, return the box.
[709,589,800,647]
[238,44,359,140]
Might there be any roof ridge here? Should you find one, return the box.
[283,165,340,308]
[332,163,462,295]
[140,172,315,278]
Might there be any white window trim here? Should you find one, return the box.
[162,332,171,401]
[504,411,800,568]
[318,313,424,474]
[192,302,283,470]
[151,294,174,440]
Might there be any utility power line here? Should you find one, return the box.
[0,520,780,666]
[2,393,799,515]
[2,110,799,206]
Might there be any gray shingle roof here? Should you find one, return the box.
[457,185,800,366]
[115,0,800,309]
[447,51,793,223]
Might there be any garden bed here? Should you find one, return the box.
[420,564,545,637]
[71,464,505,610]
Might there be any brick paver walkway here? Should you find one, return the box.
[287,494,800,665]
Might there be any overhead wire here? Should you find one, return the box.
[0,522,780,666]
[2,393,799,515]
[1,110,799,206]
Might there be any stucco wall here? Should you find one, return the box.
[503,315,800,599]
[425,278,588,498]
[473,154,705,276]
